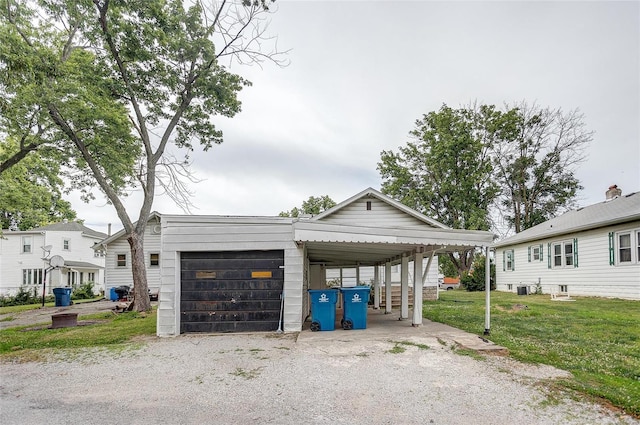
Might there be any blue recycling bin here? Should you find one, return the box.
[109,287,118,301]
[340,286,371,330]
[308,289,338,331]
[53,287,72,307]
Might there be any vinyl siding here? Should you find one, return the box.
[104,222,162,294]
[321,198,431,228]
[0,230,104,295]
[495,220,640,300]
[157,216,302,336]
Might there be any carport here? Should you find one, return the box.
[293,202,495,331]
[156,188,496,336]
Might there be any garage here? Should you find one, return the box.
[180,250,284,333]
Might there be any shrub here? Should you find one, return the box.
[0,286,51,307]
[72,282,95,300]
[461,255,496,292]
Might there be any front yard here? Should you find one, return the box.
[424,291,640,417]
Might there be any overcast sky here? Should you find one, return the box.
[69,0,640,236]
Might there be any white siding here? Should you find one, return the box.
[321,198,431,228]
[495,220,640,300]
[104,221,162,296]
[0,232,46,295]
[157,216,301,336]
[0,230,104,296]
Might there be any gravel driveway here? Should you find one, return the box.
[1,322,637,425]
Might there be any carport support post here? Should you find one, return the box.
[384,262,392,314]
[412,251,424,327]
[373,265,380,309]
[400,255,409,319]
[484,246,491,335]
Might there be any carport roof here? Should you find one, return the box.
[293,221,494,266]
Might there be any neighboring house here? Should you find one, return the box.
[494,186,640,300]
[94,212,162,298]
[148,188,493,336]
[0,221,107,297]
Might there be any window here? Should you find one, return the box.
[503,250,515,271]
[150,253,160,267]
[553,243,562,267]
[559,285,568,293]
[86,272,95,282]
[618,233,632,263]
[22,236,32,253]
[63,239,70,250]
[550,239,578,268]
[366,201,372,211]
[611,230,640,265]
[22,268,43,285]
[564,241,574,266]
[117,254,127,267]
[507,284,513,291]
[528,244,543,262]
[94,250,105,258]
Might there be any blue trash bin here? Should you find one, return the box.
[308,289,338,331]
[109,287,118,301]
[53,287,72,307]
[340,286,371,330]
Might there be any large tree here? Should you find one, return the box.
[279,195,336,218]
[1,0,285,311]
[378,104,500,274]
[491,102,591,233]
[0,139,77,230]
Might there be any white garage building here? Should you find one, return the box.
[155,188,494,336]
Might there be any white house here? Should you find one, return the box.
[94,211,162,298]
[493,186,640,300]
[0,221,107,297]
[149,188,493,336]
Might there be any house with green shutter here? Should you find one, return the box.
[493,185,640,300]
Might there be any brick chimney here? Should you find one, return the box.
[606,184,622,200]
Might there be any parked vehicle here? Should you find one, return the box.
[438,277,460,291]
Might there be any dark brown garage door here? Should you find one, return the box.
[180,250,284,333]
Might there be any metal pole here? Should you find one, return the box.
[484,246,491,335]
[42,268,47,307]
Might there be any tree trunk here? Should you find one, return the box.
[127,231,151,312]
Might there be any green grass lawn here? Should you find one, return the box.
[0,309,156,362]
[424,290,640,417]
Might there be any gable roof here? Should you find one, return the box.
[95,211,162,247]
[35,221,107,240]
[311,187,449,229]
[493,191,640,248]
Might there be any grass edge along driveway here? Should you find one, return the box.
[423,291,640,418]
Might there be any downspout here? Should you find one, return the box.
[484,246,491,336]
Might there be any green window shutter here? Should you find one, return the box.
[539,244,544,262]
[573,238,578,268]
[528,246,531,262]
[512,250,515,271]
[547,242,552,269]
[608,232,615,265]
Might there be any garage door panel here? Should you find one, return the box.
[182,290,283,302]
[182,321,279,333]
[181,310,280,323]
[181,269,284,280]
[180,250,284,333]
[181,258,284,270]
[181,279,284,291]
[180,300,282,311]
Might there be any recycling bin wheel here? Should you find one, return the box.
[310,321,321,332]
[342,319,353,330]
